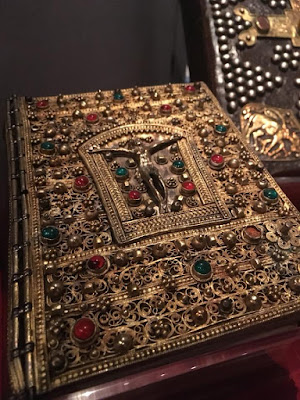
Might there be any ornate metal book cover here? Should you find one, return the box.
[6,83,300,398]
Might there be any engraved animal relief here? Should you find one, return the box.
[241,103,300,159]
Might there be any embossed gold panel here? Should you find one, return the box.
[80,124,231,243]
[240,103,300,161]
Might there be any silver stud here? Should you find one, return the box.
[290,60,299,70]
[265,81,274,91]
[246,79,255,89]
[245,70,254,78]
[228,101,237,113]
[274,76,283,87]
[248,89,256,99]
[282,52,291,61]
[264,71,272,80]
[279,61,289,71]
[274,45,283,53]
[257,85,265,96]
[285,43,293,52]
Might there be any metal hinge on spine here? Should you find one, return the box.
[7,96,35,397]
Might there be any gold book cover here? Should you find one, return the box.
[6,83,300,398]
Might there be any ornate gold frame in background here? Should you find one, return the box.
[6,83,300,398]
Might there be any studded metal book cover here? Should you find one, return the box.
[199,0,300,174]
[6,83,300,397]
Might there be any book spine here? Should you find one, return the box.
[7,96,35,398]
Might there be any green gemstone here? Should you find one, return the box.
[173,160,185,169]
[194,259,211,275]
[41,141,54,150]
[115,167,128,177]
[215,124,227,134]
[114,92,124,101]
[263,188,278,200]
[42,226,59,240]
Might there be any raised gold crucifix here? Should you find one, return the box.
[234,0,300,47]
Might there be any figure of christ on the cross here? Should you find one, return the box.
[89,136,183,213]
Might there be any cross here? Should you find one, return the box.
[234,1,300,47]
[89,136,183,213]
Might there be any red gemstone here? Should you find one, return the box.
[128,190,141,200]
[86,113,99,123]
[182,181,196,191]
[245,226,261,240]
[185,85,195,92]
[88,255,106,270]
[211,154,224,164]
[36,99,49,109]
[160,104,172,113]
[73,318,95,341]
[74,175,89,188]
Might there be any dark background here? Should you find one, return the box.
[0,0,188,98]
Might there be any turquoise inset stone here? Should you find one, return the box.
[194,259,211,275]
[115,167,128,177]
[114,92,124,101]
[41,141,54,150]
[41,226,59,240]
[263,188,278,200]
[172,160,185,169]
[215,124,227,134]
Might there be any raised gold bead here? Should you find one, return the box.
[79,100,88,109]
[67,234,82,248]
[72,109,84,119]
[44,263,56,275]
[223,231,237,248]
[52,170,63,179]
[174,239,188,252]
[63,213,75,224]
[132,249,144,262]
[191,306,208,325]
[95,90,104,101]
[83,282,95,295]
[53,182,67,194]
[58,144,71,155]
[85,207,99,221]
[45,127,57,138]
[207,235,217,247]
[49,157,61,167]
[252,201,267,214]
[114,251,128,267]
[50,354,66,372]
[48,281,64,301]
[257,179,268,189]
[191,235,206,250]
[228,158,240,169]
[113,333,133,354]
[153,243,168,258]
[127,282,140,297]
[289,276,300,293]
[36,188,46,198]
[93,236,104,248]
[245,294,262,311]
[61,126,71,136]
[226,183,237,195]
